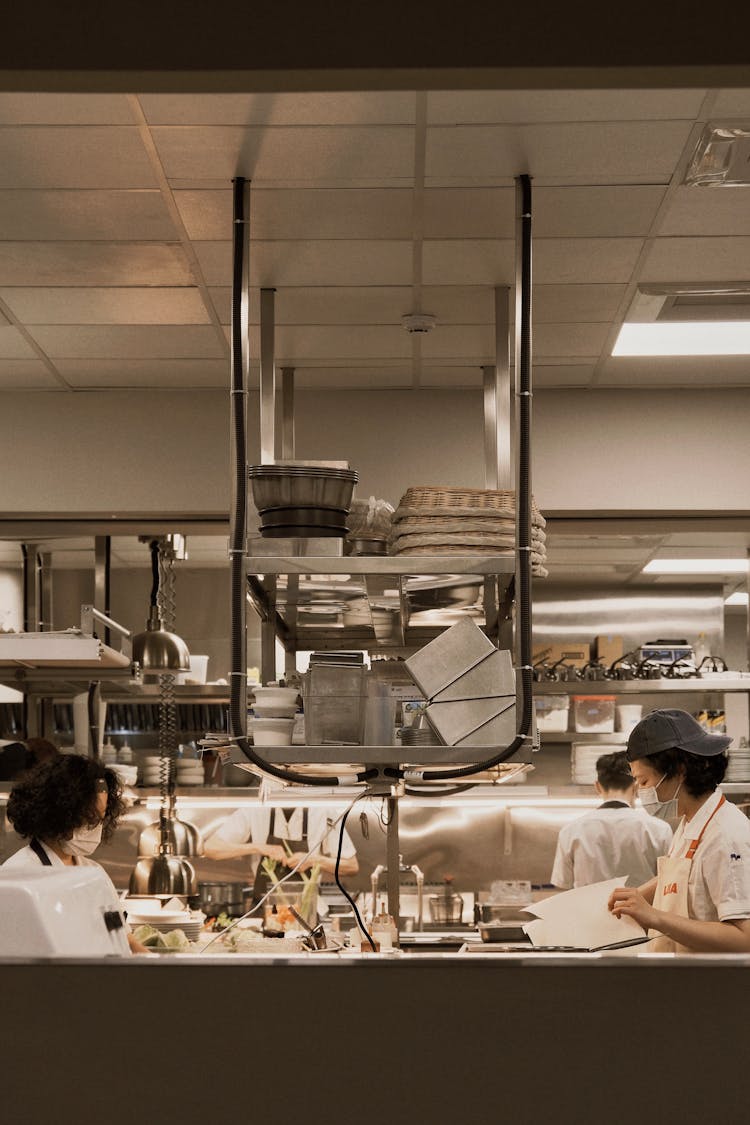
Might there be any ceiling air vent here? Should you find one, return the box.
[627,284,750,323]
[684,124,750,186]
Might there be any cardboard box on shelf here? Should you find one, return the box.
[532,642,590,669]
[593,635,624,667]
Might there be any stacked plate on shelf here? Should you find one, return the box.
[725,742,750,782]
[388,486,548,576]
[126,909,203,943]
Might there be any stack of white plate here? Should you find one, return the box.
[141,755,167,787]
[571,742,623,785]
[127,911,203,942]
[175,759,204,787]
[725,744,750,782]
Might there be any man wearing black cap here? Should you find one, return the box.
[609,708,750,952]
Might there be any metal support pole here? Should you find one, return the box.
[281,367,296,461]
[231,177,251,736]
[94,536,111,646]
[260,288,277,464]
[39,552,53,632]
[22,543,40,632]
[483,286,512,491]
[385,796,401,928]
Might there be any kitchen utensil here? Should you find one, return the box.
[260,506,349,527]
[428,892,464,926]
[249,717,295,746]
[248,466,357,513]
[198,881,245,916]
[129,853,197,896]
[251,686,300,708]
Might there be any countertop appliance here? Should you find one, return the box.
[0,868,130,957]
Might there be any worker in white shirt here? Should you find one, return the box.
[551,750,672,890]
[204,788,358,909]
[609,708,750,952]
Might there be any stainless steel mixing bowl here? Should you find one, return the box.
[249,467,357,512]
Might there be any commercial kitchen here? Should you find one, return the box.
[1,8,750,1122]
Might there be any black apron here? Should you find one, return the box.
[30,838,53,865]
[252,807,309,906]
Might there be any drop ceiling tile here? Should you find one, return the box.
[0,359,60,387]
[597,356,750,386]
[423,188,515,238]
[421,324,494,358]
[0,190,176,240]
[56,359,229,387]
[140,93,416,126]
[208,286,412,326]
[535,238,644,283]
[422,240,515,285]
[293,366,414,388]
[29,325,225,359]
[420,366,483,387]
[274,325,409,361]
[659,187,750,236]
[152,126,414,185]
[0,326,37,358]
[641,237,750,281]
[0,243,192,286]
[0,128,157,188]
[534,283,626,323]
[175,187,413,240]
[710,90,750,117]
[535,186,666,237]
[427,89,707,124]
[194,240,413,287]
[425,123,691,183]
[0,287,210,325]
[420,286,495,324]
[0,94,133,124]
[534,322,610,357]
[534,365,595,386]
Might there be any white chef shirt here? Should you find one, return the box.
[667,788,750,923]
[551,803,673,890]
[208,806,356,877]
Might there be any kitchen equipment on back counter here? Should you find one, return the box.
[428,876,464,926]
[303,651,366,745]
[197,881,246,918]
[371,856,424,929]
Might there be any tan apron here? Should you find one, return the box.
[649,794,725,953]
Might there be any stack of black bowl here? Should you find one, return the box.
[248,462,358,538]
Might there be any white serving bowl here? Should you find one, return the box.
[251,686,300,709]
[249,717,296,746]
[251,704,298,719]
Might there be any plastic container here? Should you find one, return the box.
[571,742,623,784]
[615,703,643,733]
[573,695,616,734]
[117,740,134,764]
[534,694,570,732]
[249,717,295,746]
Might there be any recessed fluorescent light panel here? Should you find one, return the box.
[685,124,750,187]
[613,322,750,356]
[643,559,749,575]
[725,592,749,606]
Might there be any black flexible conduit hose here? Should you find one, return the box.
[388,174,535,783]
[148,539,160,609]
[228,177,375,788]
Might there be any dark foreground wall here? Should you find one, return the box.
[1,954,748,1125]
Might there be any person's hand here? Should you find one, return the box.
[284,851,315,872]
[609,886,658,930]
[263,844,288,863]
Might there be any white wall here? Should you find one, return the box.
[0,386,749,514]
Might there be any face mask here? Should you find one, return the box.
[639,773,683,825]
[60,821,103,858]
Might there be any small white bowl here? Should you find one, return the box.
[249,717,295,746]
[251,686,299,708]
[251,704,298,720]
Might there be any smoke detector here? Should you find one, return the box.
[402,313,437,334]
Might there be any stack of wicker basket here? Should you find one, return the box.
[388,486,548,577]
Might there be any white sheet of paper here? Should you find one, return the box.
[522,878,646,949]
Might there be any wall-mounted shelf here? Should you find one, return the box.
[534,678,750,695]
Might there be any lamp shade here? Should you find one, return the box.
[132,607,190,672]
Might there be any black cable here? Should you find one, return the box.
[334,797,375,952]
[404,784,477,797]
[148,539,160,608]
